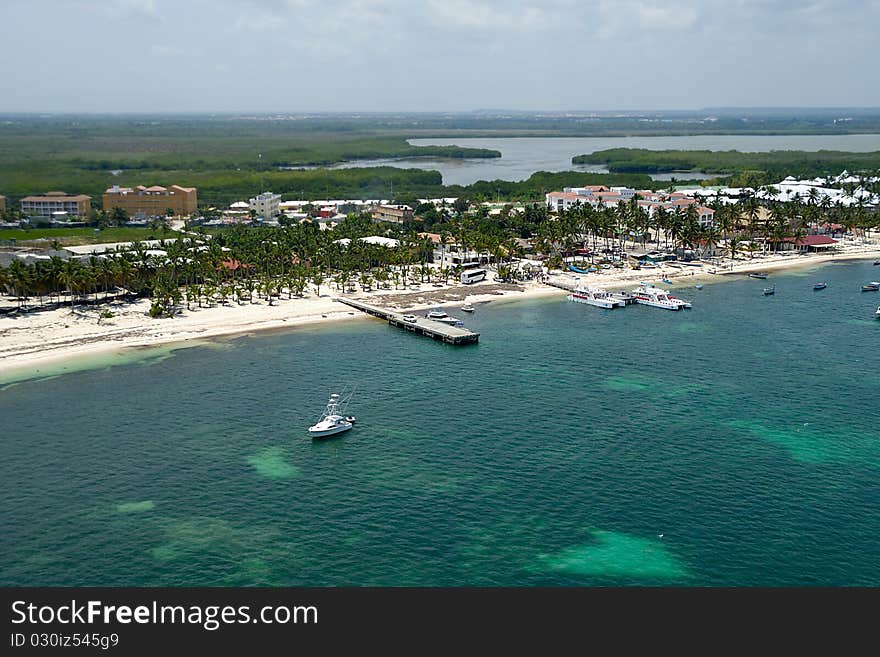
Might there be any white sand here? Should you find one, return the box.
[2,237,878,379]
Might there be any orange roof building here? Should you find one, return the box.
[103,184,197,217]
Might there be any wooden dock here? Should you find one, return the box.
[336,298,480,345]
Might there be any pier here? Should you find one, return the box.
[543,278,577,293]
[336,298,480,345]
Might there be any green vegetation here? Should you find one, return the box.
[2,192,877,318]
[0,226,167,246]
[573,149,880,186]
[0,117,504,203]
[5,113,880,207]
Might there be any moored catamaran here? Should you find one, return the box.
[631,283,691,310]
[567,286,625,309]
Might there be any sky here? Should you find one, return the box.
[1,0,879,113]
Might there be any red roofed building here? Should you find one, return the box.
[764,234,838,253]
[794,235,837,252]
[218,259,254,272]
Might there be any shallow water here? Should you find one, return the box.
[1,260,878,585]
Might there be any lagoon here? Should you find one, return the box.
[318,134,880,185]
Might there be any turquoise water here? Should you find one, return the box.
[1,260,879,586]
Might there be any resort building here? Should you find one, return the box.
[249,191,281,220]
[546,186,715,227]
[371,204,414,224]
[20,191,92,219]
[103,184,198,217]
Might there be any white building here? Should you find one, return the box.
[249,191,281,220]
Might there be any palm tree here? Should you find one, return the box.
[726,235,742,265]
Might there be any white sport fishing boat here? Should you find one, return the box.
[567,286,624,309]
[631,283,691,310]
[308,392,356,439]
[425,308,464,326]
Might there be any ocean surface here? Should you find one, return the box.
[316,134,880,185]
[2,259,879,586]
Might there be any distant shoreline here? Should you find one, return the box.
[2,247,879,385]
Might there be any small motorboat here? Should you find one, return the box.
[426,308,464,325]
[662,278,674,285]
[763,286,775,295]
[874,261,879,266]
[813,282,827,290]
[749,272,769,279]
[308,392,356,439]
[875,305,880,318]
[694,284,703,290]
[461,304,475,313]
[863,283,880,292]
[402,314,418,322]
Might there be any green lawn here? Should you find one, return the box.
[0,226,168,246]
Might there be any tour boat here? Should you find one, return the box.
[763,286,775,295]
[813,282,827,290]
[567,286,624,309]
[749,272,769,279]
[426,308,464,325]
[308,392,356,439]
[631,283,687,310]
[461,304,475,313]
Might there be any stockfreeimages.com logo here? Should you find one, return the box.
[11,600,317,631]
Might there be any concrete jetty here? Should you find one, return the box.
[336,298,479,345]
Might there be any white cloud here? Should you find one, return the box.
[150,44,185,56]
[235,10,288,31]
[592,1,700,40]
[114,0,159,17]
[425,0,549,32]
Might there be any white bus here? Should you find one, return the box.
[460,268,487,284]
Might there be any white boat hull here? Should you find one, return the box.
[568,293,617,309]
[634,298,681,310]
[309,422,353,438]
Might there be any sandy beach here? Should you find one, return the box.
[2,237,879,380]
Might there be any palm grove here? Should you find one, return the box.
[1,191,878,316]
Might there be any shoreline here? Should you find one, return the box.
[2,245,878,383]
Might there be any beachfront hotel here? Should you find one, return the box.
[103,184,198,217]
[20,191,92,219]
[546,186,715,227]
